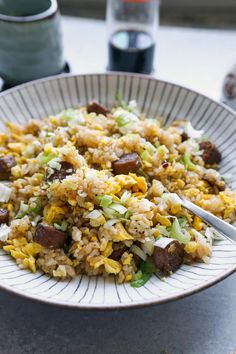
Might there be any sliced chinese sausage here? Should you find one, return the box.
[34,224,68,249]
[87,101,110,116]
[181,132,188,142]
[110,244,128,261]
[0,156,17,180]
[132,254,141,267]
[153,238,184,275]
[199,141,222,165]
[47,162,74,182]
[0,208,9,225]
[112,152,141,175]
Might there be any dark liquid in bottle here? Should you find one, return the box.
[108,30,155,74]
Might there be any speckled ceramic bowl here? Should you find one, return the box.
[0,0,65,87]
[0,73,235,310]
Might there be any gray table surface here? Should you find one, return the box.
[0,17,236,354]
[1,274,235,354]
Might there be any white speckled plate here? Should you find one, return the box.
[0,73,236,309]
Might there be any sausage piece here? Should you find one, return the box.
[87,101,109,116]
[47,162,74,182]
[0,208,9,225]
[181,132,188,142]
[112,153,141,175]
[34,224,68,249]
[153,238,184,275]
[199,141,222,165]
[110,244,128,261]
[0,156,16,179]
[133,254,141,267]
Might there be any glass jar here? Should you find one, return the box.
[107,0,159,74]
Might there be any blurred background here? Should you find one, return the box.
[0,0,236,106]
[58,0,236,28]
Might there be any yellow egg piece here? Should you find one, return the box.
[113,223,134,242]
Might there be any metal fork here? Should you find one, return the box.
[180,197,236,243]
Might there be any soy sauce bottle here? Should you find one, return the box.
[107,0,159,74]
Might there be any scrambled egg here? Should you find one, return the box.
[3,237,44,273]
[113,223,134,242]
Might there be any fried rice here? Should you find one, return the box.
[0,99,235,286]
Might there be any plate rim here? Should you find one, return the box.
[0,262,235,310]
[0,72,235,310]
[1,71,236,119]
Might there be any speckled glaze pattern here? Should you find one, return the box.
[0,73,235,310]
[0,0,64,86]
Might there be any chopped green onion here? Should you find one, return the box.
[17,198,42,219]
[62,109,77,121]
[116,114,131,127]
[130,245,147,261]
[110,203,127,214]
[48,157,61,170]
[45,132,54,138]
[0,224,11,242]
[103,219,120,228]
[145,142,156,155]
[113,108,139,127]
[157,145,165,152]
[170,218,191,244]
[131,259,156,288]
[29,197,41,215]
[178,217,188,228]
[41,152,58,164]
[140,259,156,274]
[57,109,85,125]
[54,220,68,232]
[103,207,116,219]
[142,240,155,256]
[124,210,133,219]
[155,225,170,237]
[16,201,29,219]
[131,273,152,288]
[103,203,130,220]
[0,183,12,203]
[183,151,196,171]
[99,195,113,208]
[134,270,143,281]
[120,191,131,204]
[87,210,102,219]
[140,150,151,161]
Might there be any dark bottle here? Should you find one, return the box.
[107,0,159,74]
[109,29,155,74]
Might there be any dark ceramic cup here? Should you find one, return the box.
[0,0,65,87]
